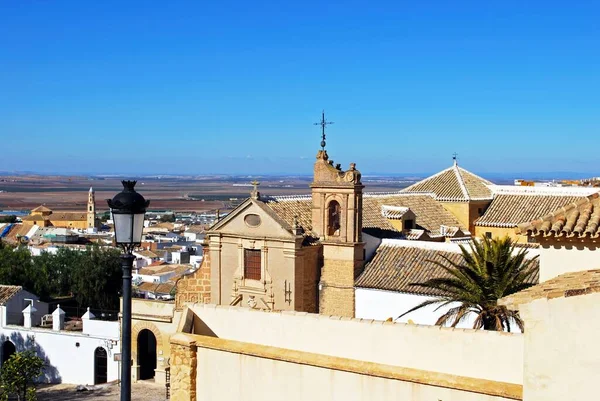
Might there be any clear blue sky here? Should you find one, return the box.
[1,1,598,176]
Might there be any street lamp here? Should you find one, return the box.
[107,180,149,401]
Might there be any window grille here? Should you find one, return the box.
[244,249,261,280]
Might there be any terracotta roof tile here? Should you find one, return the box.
[356,240,539,296]
[0,285,22,305]
[362,193,465,232]
[518,193,600,238]
[355,241,464,296]
[402,163,493,202]
[476,194,585,228]
[263,193,465,239]
[500,269,600,309]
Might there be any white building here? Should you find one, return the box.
[0,288,120,385]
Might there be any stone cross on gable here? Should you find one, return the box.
[452,152,459,165]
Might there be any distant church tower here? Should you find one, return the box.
[311,112,364,317]
[87,187,96,229]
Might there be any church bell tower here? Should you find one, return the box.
[87,187,96,229]
[311,112,364,317]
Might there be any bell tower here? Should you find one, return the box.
[87,187,96,229]
[311,112,364,317]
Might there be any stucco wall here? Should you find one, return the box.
[188,304,523,384]
[473,226,529,243]
[538,240,600,281]
[0,324,119,385]
[195,342,517,401]
[519,291,600,401]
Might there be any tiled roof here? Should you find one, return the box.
[355,240,464,296]
[263,192,465,238]
[500,269,600,310]
[0,285,22,305]
[517,193,600,238]
[31,206,52,213]
[380,205,410,219]
[136,250,158,259]
[475,194,585,228]
[137,281,176,295]
[362,193,465,232]
[402,162,493,202]
[356,239,539,296]
[23,212,87,222]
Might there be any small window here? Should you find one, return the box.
[89,206,93,212]
[244,249,261,281]
[527,236,537,244]
[404,219,414,230]
[485,232,492,239]
[478,208,483,216]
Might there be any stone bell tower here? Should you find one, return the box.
[87,187,96,229]
[311,113,364,317]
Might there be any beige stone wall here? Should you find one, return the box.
[442,200,492,234]
[170,334,197,401]
[441,201,470,230]
[519,291,600,401]
[474,226,529,243]
[319,243,363,317]
[538,238,600,281]
[192,335,519,401]
[187,304,523,384]
[130,299,181,384]
[176,242,211,309]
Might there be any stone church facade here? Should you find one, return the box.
[176,148,364,317]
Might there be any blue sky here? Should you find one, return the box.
[0,1,598,176]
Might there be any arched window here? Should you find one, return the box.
[327,201,341,236]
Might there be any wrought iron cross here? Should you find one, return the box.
[314,110,334,150]
[452,152,459,161]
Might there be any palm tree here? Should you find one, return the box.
[398,236,538,332]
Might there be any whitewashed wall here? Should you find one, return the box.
[0,320,120,385]
[355,288,476,328]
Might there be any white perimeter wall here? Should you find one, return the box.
[355,288,478,328]
[190,304,523,385]
[539,244,600,282]
[520,291,600,400]
[0,323,120,385]
[196,346,514,401]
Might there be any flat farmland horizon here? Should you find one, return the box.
[0,174,416,214]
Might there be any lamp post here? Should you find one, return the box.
[107,180,149,401]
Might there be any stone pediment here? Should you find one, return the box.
[209,198,296,239]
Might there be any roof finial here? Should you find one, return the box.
[251,180,260,200]
[314,110,334,151]
[452,152,458,166]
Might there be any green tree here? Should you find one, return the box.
[0,216,17,224]
[398,236,538,332]
[159,213,176,223]
[0,350,44,401]
[70,245,122,310]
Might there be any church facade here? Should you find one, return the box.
[22,187,98,230]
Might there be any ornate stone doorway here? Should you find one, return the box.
[137,329,157,380]
[94,347,108,384]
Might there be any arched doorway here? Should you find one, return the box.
[137,329,157,380]
[2,341,15,364]
[94,347,107,384]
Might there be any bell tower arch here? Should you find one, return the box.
[311,148,364,318]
